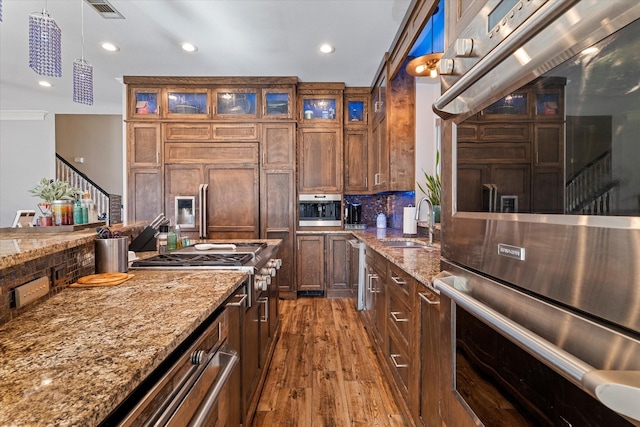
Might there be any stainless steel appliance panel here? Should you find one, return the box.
[435,265,640,426]
[298,194,342,227]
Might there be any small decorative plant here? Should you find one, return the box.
[29,178,83,203]
[417,151,441,206]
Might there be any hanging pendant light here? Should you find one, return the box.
[73,0,93,105]
[29,1,62,77]
[406,5,443,78]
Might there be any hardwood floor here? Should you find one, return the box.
[252,297,406,427]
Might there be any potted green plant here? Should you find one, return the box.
[417,151,442,222]
[29,178,83,226]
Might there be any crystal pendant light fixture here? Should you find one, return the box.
[73,0,93,105]
[29,2,62,77]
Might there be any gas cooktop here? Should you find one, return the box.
[131,252,254,268]
[130,242,272,269]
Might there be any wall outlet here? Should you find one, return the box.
[14,276,50,308]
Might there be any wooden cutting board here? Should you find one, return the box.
[70,273,134,288]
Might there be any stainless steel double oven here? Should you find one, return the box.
[434,1,640,425]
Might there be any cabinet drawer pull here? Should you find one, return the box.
[419,292,440,305]
[390,311,409,322]
[390,354,408,368]
[391,276,406,286]
[226,294,247,307]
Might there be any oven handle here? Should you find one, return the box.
[434,275,640,422]
[188,344,239,427]
[433,0,579,117]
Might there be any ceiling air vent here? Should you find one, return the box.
[84,0,125,19]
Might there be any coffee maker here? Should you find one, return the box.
[345,202,362,225]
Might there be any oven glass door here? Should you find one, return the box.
[453,305,633,427]
[455,18,640,217]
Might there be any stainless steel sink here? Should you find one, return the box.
[380,239,433,249]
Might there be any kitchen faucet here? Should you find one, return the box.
[415,197,434,246]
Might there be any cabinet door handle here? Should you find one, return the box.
[259,296,269,322]
[390,354,408,368]
[390,311,409,322]
[419,292,440,305]
[391,276,406,286]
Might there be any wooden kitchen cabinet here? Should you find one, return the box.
[262,87,294,120]
[297,83,344,125]
[213,88,259,119]
[296,235,325,293]
[164,87,211,119]
[128,87,161,119]
[386,264,419,421]
[325,233,352,298]
[297,127,343,193]
[344,87,370,194]
[363,246,387,347]
[260,123,296,298]
[418,283,441,427]
[127,123,163,222]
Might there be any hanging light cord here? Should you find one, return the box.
[80,0,85,61]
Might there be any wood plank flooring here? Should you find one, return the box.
[252,298,406,427]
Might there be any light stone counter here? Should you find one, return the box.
[0,269,248,426]
[0,222,146,270]
[351,228,441,290]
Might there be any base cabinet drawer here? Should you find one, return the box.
[387,328,411,399]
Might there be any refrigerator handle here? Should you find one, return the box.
[199,184,209,239]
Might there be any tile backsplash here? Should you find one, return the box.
[345,191,415,228]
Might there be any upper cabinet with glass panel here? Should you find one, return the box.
[213,89,258,119]
[165,89,210,119]
[129,88,161,119]
[262,88,294,119]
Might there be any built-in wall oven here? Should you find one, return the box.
[434,0,640,425]
[298,194,342,227]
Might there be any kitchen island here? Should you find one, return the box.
[0,269,248,426]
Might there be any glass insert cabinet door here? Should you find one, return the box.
[166,89,210,118]
[300,96,339,122]
[347,100,366,123]
[263,88,293,119]
[214,89,258,117]
[130,88,160,119]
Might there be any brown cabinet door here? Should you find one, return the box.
[326,234,351,298]
[129,123,161,167]
[344,128,369,193]
[205,163,259,239]
[298,127,343,193]
[262,123,295,169]
[128,168,163,222]
[296,235,325,292]
[370,118,389,192]
[127,123,162,222]
[261,170,295,296]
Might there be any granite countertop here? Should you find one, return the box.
[0,269,248,426]
[0,221,146,270]
[351,228,442,291]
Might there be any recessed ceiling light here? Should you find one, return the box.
[182,43,198,52]
[102,42,120,52]
[38,81,53,87]
[320,43,335,54]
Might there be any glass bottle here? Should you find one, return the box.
[74,200,83,225]
[157,225,169,254]
[167,226,177,251]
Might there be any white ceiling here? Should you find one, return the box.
[0,0,412,115]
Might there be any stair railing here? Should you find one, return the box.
[55,154,122,224]
[565,150,618,215]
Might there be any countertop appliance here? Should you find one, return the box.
[298,194,342,227]
[345,202,362,225]
[434,1,640,425]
